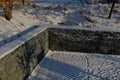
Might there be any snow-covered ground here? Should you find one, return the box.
[27,50,120,80]
[26,0,120,31]
[0,0,120,43]
[0,0,120,79]
[0,10,39,41]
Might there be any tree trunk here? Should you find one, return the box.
[108,0,116,19]
[18,0,24,8]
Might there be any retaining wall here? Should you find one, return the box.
[0,28,48,80]
[48,28,120,55]
[0,27,120,80]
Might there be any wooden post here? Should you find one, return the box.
[108,0,116,19]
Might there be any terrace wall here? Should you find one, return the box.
[0,27,120,80]
[48,28,120,55]
[0,28,48,80]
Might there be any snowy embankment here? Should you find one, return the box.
[0,0,120,45]
[0,10,39,42]
[28,50,120,80]
[18,1,120,32]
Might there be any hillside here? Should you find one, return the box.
[0,0,120,43]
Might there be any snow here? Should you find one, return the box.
[27,50,120,80]
[0,10,39,41]
[21,1,120,32]
[0,0,120,79]
[0,0,120,43]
